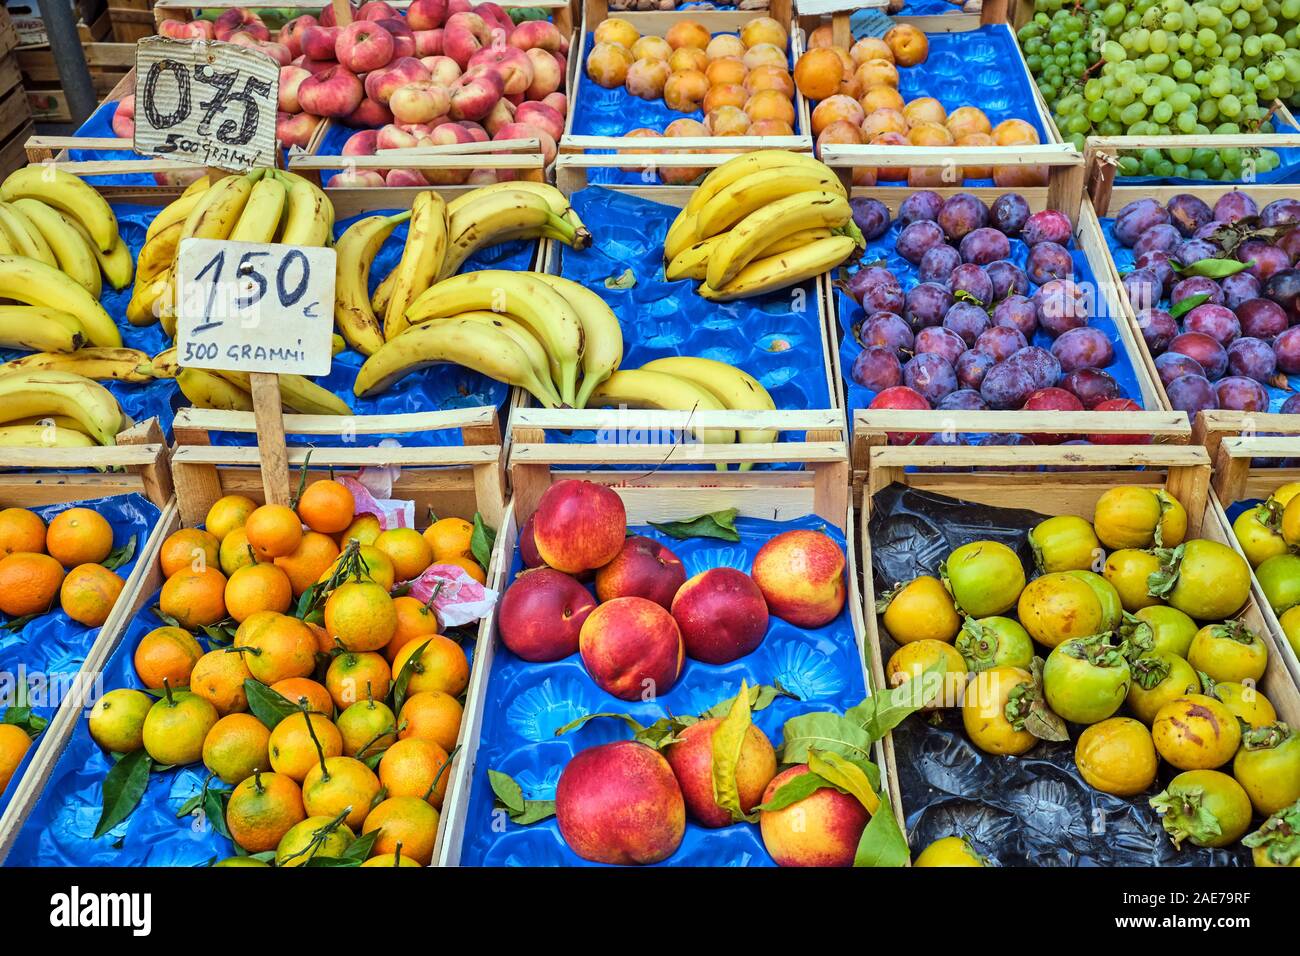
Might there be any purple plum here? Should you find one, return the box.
[1226,337,1277,383]
[918,245,962,285]
[1169,331,1229,379]
[1051,327,1115,372]
[902,353,958,404]
[851,346,904,392]
[904,282,953,329]
[1183,303,1241,347]
[1026,242,1075,285]
[895,220,946,265]
[986,260,1029,299]
[955,349,996,390]
[974,325,1027,362]
[898,190,943,226]
[989,193,1030,236]
[1135,308,1177,353]
[959,227,1011,266]
[1167,194,1214,236]
[1061,367,1121,408]
[1155,351,1206,387]
[850,197,890,241]
[1167,374,1219,416]
[949,263,994,306]
[1214,375,1269,411]
[937,193,988,241]
[992,294,1038,338]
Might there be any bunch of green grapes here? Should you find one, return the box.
[1017,0,1101,108]
[1019,0,1300,179]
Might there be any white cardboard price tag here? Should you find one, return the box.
[175,238,336,377]
[133,37,280,172]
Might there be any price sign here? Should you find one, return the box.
[133,37,280,172]
[175,238,336,376]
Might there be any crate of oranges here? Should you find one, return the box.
[0,407,505,867]
[0,419,171,826]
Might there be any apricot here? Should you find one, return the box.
[903,96,946,126]
[993,118,1040,145]
[853,166,878,187]
[850,36,893,66]
[745,64,794,97]
[744,88,795,126]
[668,47,707,73]
[751,118,795,137]
[958,131,995,179]
[855,58,899,90]
[793,47,843,101]
[705,56,747,87]
[626,58,671,100]
[707,104,751,136]
[947,105,992,140]
[806,24,834,49]
[872,131,909,182]
[995,164,1050,187]
[706,33,745,61]
[862,107,907,138]
[703,83,747,114]
[632,35,671,62]
[662,118,708,184]
[586,42,633,88]
[885,23,928,66]
[743,43,786,71]
[594,17,639,49]
[665,117,708,137]
[812,94,864,136]
[741,16,787,51]
[859,85,904,113]
[816,119,864,159]
[665,20,710,51]
[664,69,709,112]
[907,120,953,146]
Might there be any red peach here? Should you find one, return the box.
[358,0,398,20]
[542,92,567,115]
[593,535,685,609]
[215,8,264,42]
[509,19,562,53]
[319,1,357,27]
[300,24,340,60]
[337,20,395,73]
[751,529,846,628]
[298,66,365,119]
[406,0,448,31]
[671,567,769,664]
[427,121,475,145]
[365,57,432,105]
[414,29,444,57]
[392,34,416,59]
[276,110,322,148]
[532,479,626,573]
[258,41,292,66]
[556,741,685,865]
[482,98,515,136]
[186,20,215,40]
[385,168,427,186]
[663,718,777,827]
[278,14,317,58]
[494,121,555,165]
[443,11,491,67]
[524,48,564,100]
[475,2,515,36]
[157,18,190,40]
[422,55,463,86]
[375,123,419,150]
[111,94,135,138]
[498,567,596,662]
[579,597,683,701]
[759,764,871,866]
[343,97,393,128]
[448,64,504,120]
[513,101,564,142]
[458,120,488,142]
[469,45,534,96]
[342,128,379,156]
[390,81,452,125]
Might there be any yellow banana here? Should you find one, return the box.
[0,424,96,448]
[277,175,332,247]
[384,191,447,341]
[178,368,254,411]
[127,265,171,327]
[0,219,16,255]
[405,270,583,406]
[663,209,701,265]
[699,235,859,301]
[639,356,776,446]
[0,202,56,266]
[13,198,102,297]
[706,191,852,290]
[145,347,178,379]
[0,306,86,352]
[335,212,411,356]
[354,318,561,408]
[438,189,585,282]
[425,310,562,408]
[332,333,346,356]
[181,175,211,198]
[146,190,206,242]
[0,370,122,444]
[446,180,571,218]
[694,167,847,240]
[0,414,95,437]
[666,228,834,281]
[136,220,183,285]
[2,347,154,384]
[586,370,735,445]
[527,273,623,409]
[0,255,119,346]
[229,176,288,243]
[0,165,119,252]
[63,215,133,290]
[213,370,350,416]
[181,172,255,242]
[372,269,397,316]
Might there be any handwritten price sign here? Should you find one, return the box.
[175,238,336,376]
[134,37,280,172]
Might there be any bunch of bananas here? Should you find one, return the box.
[127,168,333,336]
[663,151,864,301]
[0,370,130,447]
[142,344,351,416]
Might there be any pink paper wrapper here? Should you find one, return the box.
[408,563,499,627]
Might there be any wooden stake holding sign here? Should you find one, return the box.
[174,235,337,506]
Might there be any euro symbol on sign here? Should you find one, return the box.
[303,302,318,318]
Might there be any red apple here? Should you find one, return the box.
[671,567,769,664]
[498,567,595,662]
[750,530,846,628]
[532,479,625,574]
[556,741,685,865]
[593,536,685,609]
[759,765,871,867]
[579,596,684,701]
[664,718,777,827]
[278,66,311,113]
[337,20,395,73]
[297,66,365,119]
[406,0,449,31]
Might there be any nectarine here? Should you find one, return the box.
[532,479,626,574]
[907,121,954,146]
[992,118,1040,145]
[743,43,786,71]
[862,107,907,138]
[903,96,947,127]
[498,568,596,662]
[579,596,684,701]
[850,36,893,66]
[626,58,671,100]
[664,718,777,827]
[859,85,904,114]
[593,535,685,609]
[668,46,707,73]
[671,567,769,664]
[947,105,992,140]
[702,83,747,114]
[759,764,870,867]
[707,105,751,136]
[632,35,671,62]
[855,58,898,91]
[750,529,846,628]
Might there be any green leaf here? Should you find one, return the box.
[203,786,231,840]
[94,748,151,839]
[295,582,323,621]
[200,621,237,647]
[1,612,39,632]
[853,795,910,867]
[779,711,876,765]
[2,706,46,736]
[1176,257,1254,279]
[244,679,301,730]
[648,509,740,542]
[698,681,797,720]
[101,534,138,572]
[553,712,646,737]
[752,769,837,812]
[711,679,755,824]
[488,769,556,825]
[632,715,695,749]
[808,750,881,816]
[341,829,380,861]
[1169,293,1210,320]
[845,654,948,743]
[510,800,557,825]
[604,268,636,290]
[470,512,497,572]
[151,606,184,630]
[391,639,431,716]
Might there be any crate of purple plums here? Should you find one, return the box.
[815,144,1167,482]
[1097,182,1300,420]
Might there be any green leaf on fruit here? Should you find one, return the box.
[391,639,431,716]
[94,748,151,839]
[853,794,910,868]
[604,269,636,290]
[648,508,740,542]
[953,289,986,309]
[778,711,875,765]
[2,705,46,736]
[1168,294,1210,320]
[1150,783,1223,850]
[752,769,838,812]
[844,654,949,742]
[698,681,796,720]
[0,612,38,632]
[244,679,301,730]
[471,512,496,572]
[1146,544,1185,599]
[101,534,137,572]
[633,715,696,749]
[808,750,880,816]
[488,769,556,825]
[553,712,647,737]
[1242,801,1300,867]
[711,679,756,824]
[1173,257,1254,279]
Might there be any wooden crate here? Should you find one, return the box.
[289,132,552,191]
[856,409,1300,859]
[1193,409,1300,689]
[108,6,153,42]
[436,408,898,865]
[0,408,506,864]
[17,41,133,88]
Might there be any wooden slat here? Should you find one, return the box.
[869,443,1209,469]
[172,405,497,436]
[171,444,502,468]
[511,440,847,464]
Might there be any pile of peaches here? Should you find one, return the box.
[795,23,1046,187]
[586,16,799,144]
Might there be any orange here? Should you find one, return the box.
[398,691,463,752]
[386,595,440,663]
[378,738,452,808]
[337,514,382,549]
[325,651,392,711]
[0,508,45,556]
[392,634,469,697]
[296,480,355,534]
[159,528,220,578]
[0,552,64,617]
[239,613,318,684]
[158,566,227,630]
[302,755,381,829]
[190,648,253,715]
[362,796,439,865]
[226,769,306,852]
[59,563,124,626]
[324,581,397,652]
[271,677,334,717]
[268,711,343,782]
[336,699,397,758]
[0,723,32,793]
[205,494,257,542]
[218,527,261,576]
[224,563,293,622]
[359,852,421,867]
[45,508,113,568]
[274,531,339,597]
[134,626,204,689]
[244,504,303,560]
[233,609,280,648]
[441,554,486,585]
[202,712,271,785]
[319,545,395,591]
[422,516,474,562]
[374,528,433,583]
[142,688,218,765]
